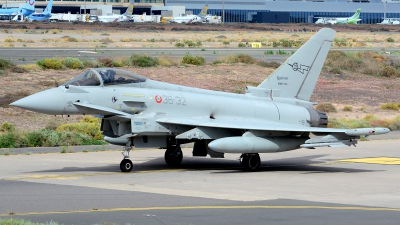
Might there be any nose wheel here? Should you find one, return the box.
[120,139,133,172]
[120,159,133,172]
[240,154,261,172]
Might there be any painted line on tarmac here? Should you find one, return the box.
[338,157,400,165]
[2,205,400,217]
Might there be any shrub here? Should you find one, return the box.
[257,61,281,68]
[381,65,399,77]
[330,67,342,74]
[0,122,15,132]
[57,123,101,140]
[36,58,63,69]
[112,59,125,67]
[129,54,158,67]
[65,36,78,42]
[234,54,255,64]
[315,102,337,113]
[97,57,113,67]
[387,37,395,42]
[59,131,92,146]
[10,66,27,73]
[4,38,14,43]
[275,49,287,55]
[40,129,61,147]
[325,51,363,72]
[56,118,102,140]
[26,130,44,147]
[181,55,205,65]
[0,132,16,148]
[0,58,14,70]
[185,40,197,48]
[343,105,353,111]
[222,41,230,45]
[81,59,102,68]
[216,54,255,64]
[333,38,348,47]
[265,50,274,55]
[175,42,185,47]
[381,102,400,111]
[62,57,84,69]
[238,42,246,47]
[158,55,179,67]
[45,118,64,131]
[280,38,293,47]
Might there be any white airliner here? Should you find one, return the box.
[169,3,208,23]
[315,8,361,25]
[378,18,400,25]
[97,0,134,22]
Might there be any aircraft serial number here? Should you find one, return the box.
[162,95,187,106]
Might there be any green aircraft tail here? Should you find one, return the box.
[351,8,361,20]
[257,28,336,101]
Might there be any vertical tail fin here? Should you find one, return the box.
[44,0,53,14]
[22,0,35,11]
[124,0,135,15]
[257,28,336,101]
[351,8,361,19]
[197,3,208,17]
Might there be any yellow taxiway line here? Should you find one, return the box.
[1,205,400,217]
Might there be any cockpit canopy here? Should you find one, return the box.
[62,68,147,87]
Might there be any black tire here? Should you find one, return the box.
[242,154,261,172]
[120,159,133,172]
[165,147,183,167]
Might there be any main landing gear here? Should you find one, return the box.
[165,137,183,167]
[240,153,261,172]
[120,140,133,172]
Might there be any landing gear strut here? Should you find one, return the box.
[120,139,133,172]
[240,154,261,172]
[164,137,183,167]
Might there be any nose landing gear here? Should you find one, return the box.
[120,139,133,172]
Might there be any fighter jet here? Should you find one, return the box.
[11,28,389,172]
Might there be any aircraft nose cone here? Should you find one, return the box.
[10,88,65,115]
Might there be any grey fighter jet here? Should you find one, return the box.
[11,28,389,172]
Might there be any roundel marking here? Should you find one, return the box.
[155,95,162,104]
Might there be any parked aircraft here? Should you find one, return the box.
[0,0,35,18]
[169,3,208,23]
[28,0,52,21]
[315,8,361,24]
[378,18,400,25]
[11,28,390,172]
[96,0,135,22]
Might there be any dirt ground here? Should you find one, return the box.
[0,23,400,131]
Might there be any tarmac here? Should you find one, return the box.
[0,133,400,224]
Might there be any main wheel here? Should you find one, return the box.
[165,146,183,167]
[241,154,261,172]
[120,159,133,172]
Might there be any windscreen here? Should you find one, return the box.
[96,68,147,86]
[62,70,101,86]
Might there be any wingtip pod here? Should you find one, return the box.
[345,128,390,136]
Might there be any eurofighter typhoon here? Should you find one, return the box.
[11,28,389,172]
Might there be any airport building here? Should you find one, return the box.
[166,0,400,24]
[1,0,400,23]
